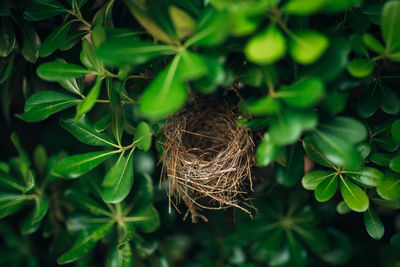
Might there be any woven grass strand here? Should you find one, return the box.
[161,100,255,222]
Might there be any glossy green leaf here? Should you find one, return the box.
[17,91,80,123]
[60,114,117,147]
[59,30,89,51]
[57,222,114,264]
[103,149,134,203]
[340,178,369,212]
[302,171,335,190]
[390,155,400,173]
[0,170,26,192]
[381,0,400,52]
[289,31,329,65]
[37,62,93,81]
[256,133,282,166]
[347,167,384,187]
[315,175,338,202]
[377,172,400,200]
[97,38,176,66]
[139,55,186,120]
[81,39,104,72]
[0,18,16,57]
[133,122,152,152]
[76,77,102,119]
[278,77,324,109]
[364,207,384,240]
[347,58,374,78]
[245,24,286,64]
[302,136,334,168]
[39,21,72,57]
[53,150,118,179]
[337,201,351,214]
[274,143,304,187]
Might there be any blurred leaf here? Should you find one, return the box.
[364,207,384,240]
[59,30,89,51]
[246,97,281,116]
[169,6,196,40]
[107,243,133,267]
[363,34,385,54]
[102,149,134,203]
[80,39,104,72]
[177,50,208,80]
[381,0,400,52]
[0,18,16,57]
[131,205,160,233]
[317,117,367,144]
[245,23,286,64]
[39,21,72,57]
[392,119,400,145]
[287,233,307,267]
[340,178,369,212]
[0,193,29,218]
[274,143,304,187]
[65,189,111,216]
[23,1,68,21]
[377,172,400,200]
[319,228,352,265]
[302,136,334,168]
[347,58,374,78]
[53,150,118,179]
[60,113,117,147]
[379,83,400,115]
[18,91,80,123]
[57,222,114,264]
[370,152,391,167]
[256,133,282,166]
[278,77,324,109]
[37,62,93,81]
[390,155,400,173]
[133,122,152,152]
[289,31,329,65]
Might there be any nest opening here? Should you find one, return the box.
[161,99,255,222]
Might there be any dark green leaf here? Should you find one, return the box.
[392,119,400,145]
[23,1,68,21]
[379,83,400,115]
[13,15,40,63]
[60,114,117,147]
[130,205,160,233]
[65,189,111,216]
[0,193,28,218]
[59,30,89,51]
[107,243,133,267]
[302,136,334,168]
[17,91,80,123]
[347,167,384,187]
[370,152,391,166]
[375,136,399,152]
[0,18,16,57]
[53,150,118,179]
[377,172,400,200]
[390,155,400,173]
[274,143,304,187]
[80,39,104,72]
[364,207,384,240]
[39,21,72,57]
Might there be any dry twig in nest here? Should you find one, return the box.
[161,99,255,222]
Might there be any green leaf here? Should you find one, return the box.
[23,1,68,21]
[0,18,16,57]
[109,92,125,146]
[302,171,335,190]
[39,21,72,57]
[391,233,400,251]
[392,120,400,145]
[347,58,375,78]
[0,193,28,218]
[0,170,26,192]
[390,155,400,173]
[80,39,104,72]
[337,201,351,215]
[60,114,117,147]
[53,150,118,179]
[289,31,329,65]
[318,117,367,144]
[107,243,133,267]
[315,175,338,202]
[283,0,327,15]
[59,30,89,51]
[37,62,93,81]
[370,153,391,167]
[377,172,400,200]
[131,205,160,233]
[139,55,186,120]
[13,15,40,63]
[381,0,400,52]
[177,50,208,80]
[364,207,384,240]
[347,167,384,187]
[274,143,304,187]
[363,34,385,54]
[133,173,154,206]
[375,136,399,152]
[245,23,286,64]
[17,91,80,123]
[96,38,176,66]
[169,5,196,40]
[287,233,307,267]
[340,178,369,212]
[256,133,282,166]
[133,122,152,152]
[302,136,334,168]
[246,97,281,116]
[278,77,324,109]
[22,196,49,234]
[103,149,134,203]
[76,77,102,119]
[64,189,111,216]
[57,222,114,264]
[379,83,400,115]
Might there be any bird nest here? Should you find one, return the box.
[161,99,255,222]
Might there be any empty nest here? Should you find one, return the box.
[161,99,255,222]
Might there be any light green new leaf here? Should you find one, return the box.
[381,0,400,52]
[76,77,102,119]
[347,58,375,78]
[390,155,400,173]
[256,133,282,166]
[17,91,80,123]
[133,122,152,152]
[96,38,176,66]
[39,21,72,57]
[347,167,384,187]
[364,207,384,240]
[302,171,335,190]
[177,50,208,80]
[245,23,286,64]
[289,31,329,65]
[53,150,118,179]
[246,97,281,116]
[57,222,114,264]
[139,55,186,120]
[278,77,324,109]
[340,178,369,212]
[392,120,400,145]
[377,172,400,200]
[283,0,327,15]
[60,114,117,147]
[103,149,134,203]
[315,175,338,202]
[37,62,93,81]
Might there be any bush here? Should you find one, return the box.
[1,0,400,266]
